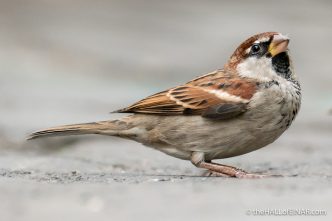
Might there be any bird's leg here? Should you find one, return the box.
[191,152,271,178]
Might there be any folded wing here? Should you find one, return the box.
[115,70,257,119]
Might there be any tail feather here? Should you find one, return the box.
[27,120,125,140]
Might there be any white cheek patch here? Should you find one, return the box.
[237,57,279,82]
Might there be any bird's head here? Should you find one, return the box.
[225,32,295,82]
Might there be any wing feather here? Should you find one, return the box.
[115,70,257,118]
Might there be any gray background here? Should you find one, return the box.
[0,0,331,220]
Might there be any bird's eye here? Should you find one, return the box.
[251,44,261,54]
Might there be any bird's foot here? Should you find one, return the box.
[234,171,282,178]
[203,170,281,178]
[191,152,282,179]
[202,170,231,177]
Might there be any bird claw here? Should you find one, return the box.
[234,171,282,178]
[202,170,282,178]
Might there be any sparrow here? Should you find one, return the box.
[28,32,301,178]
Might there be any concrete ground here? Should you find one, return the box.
[0,0,331,220]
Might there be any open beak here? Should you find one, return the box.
[269,34,290,57]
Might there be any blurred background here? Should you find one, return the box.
[0,0,331,220]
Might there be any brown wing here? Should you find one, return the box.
[115,70,257,117]
[115,90,183,115]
